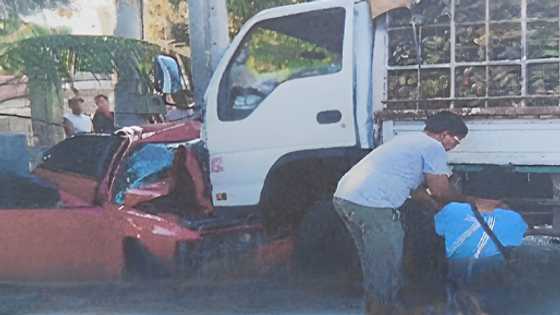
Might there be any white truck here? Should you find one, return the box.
[158,0,560,273]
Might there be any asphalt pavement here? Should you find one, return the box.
[0,276,362,315]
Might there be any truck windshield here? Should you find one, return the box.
[218,7,345,121]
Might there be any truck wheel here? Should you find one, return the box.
[293,200,362,286]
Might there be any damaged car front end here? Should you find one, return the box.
[0,122,292,283]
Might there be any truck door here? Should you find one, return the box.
[205,0,355,207]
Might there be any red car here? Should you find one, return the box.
[0,121,292,282]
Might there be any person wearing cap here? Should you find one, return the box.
[63,96,92,137]
[332,111,504,315]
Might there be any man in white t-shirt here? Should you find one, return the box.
[63,96,92,137]
[333,111,504,314]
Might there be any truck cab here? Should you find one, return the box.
[204,0,360,210]
[168,0,376,237]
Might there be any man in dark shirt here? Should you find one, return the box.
[92,94,115,134]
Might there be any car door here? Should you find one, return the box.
[0,135,124,282]
[0,206,123,282]
[205,0,356,207]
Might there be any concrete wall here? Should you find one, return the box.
[0,133,30,175]
[0,96,33,144]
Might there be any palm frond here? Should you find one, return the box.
[0,35,161,90]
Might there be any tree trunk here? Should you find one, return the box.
[28,79,64,147]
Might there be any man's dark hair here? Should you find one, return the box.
[424,111,468,136]
[94,94,109,103]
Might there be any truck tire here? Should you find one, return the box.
[293,200,362,285]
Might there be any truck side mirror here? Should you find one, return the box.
[154,55,183,94]
[154,54,194,107]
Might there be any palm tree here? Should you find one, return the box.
[0,34,160,146]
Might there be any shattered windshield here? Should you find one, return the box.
[113,143,176,205]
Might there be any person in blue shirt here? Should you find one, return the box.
[435,202,527,285]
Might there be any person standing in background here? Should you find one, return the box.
[92,94,115,134]
[63,96,92,137]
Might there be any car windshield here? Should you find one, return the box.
[112,142,179,205]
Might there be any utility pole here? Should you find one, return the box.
[188,0,230,108]
[114,0,146,127]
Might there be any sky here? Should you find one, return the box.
[21,0,116,35]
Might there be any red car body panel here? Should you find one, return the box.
[139,120,201,143]
[0,121,291,283]
[34,168,98,205]
[0,207,123,281]
[116,206,201,273]
[182,146,213,213]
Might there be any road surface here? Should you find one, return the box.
[0,276,363,315]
